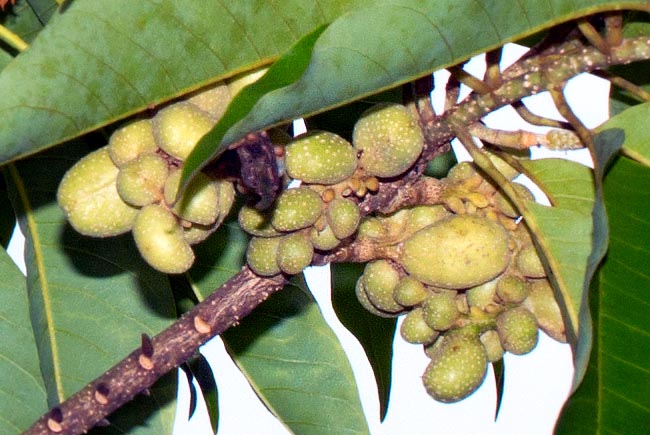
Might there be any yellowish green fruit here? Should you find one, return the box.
[164,170,220,225]
[423,332,488,403]
[187,83,231,119]
[57,147,139,237]
[132,204,195,274]
[496,306,539,355]
[363,260,403,313]
[238,206,280,237]
[116,154,168,207]
[353,103,424,178]
[355,276,399,318]
[108,119,158,167]
[277,233,314,275]
[480,330,505,362]
[466,278,498,310]
[516,245,546,278]
[153,102,214,161]
[523,279,566,343]
[400,215,511,289]
[393,276,428,307]
[496,275,529,304]
[183,223,217,245]
[400,307,439,344]
[404,205,451,235]
[285,131,357,184]
[495,183,535,218]
[309,225,341,251]
[422,291,460,331]
[326,198,361,239]
[357,217,386,239]
[446,161,478,182]
[271,187,322,232]
[246,236,281,276]
[214,180,236,224]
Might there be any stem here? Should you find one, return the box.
[0,23,28,52]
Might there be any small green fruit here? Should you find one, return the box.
[183,223,217,245]
[132,204,195,274]
[400,215,511,289]
[153,103,214,161]
[277,233,314,275]
[404,204,451,235]
[187,83,231,119]
[108,119,158,167]
[271,187,322,232]
[326,198,361,239]
[523,279,566,343]
[516,245,546,278]
[238,206,280,237]
[422,291,460,331]
[353,103,424,178]
[246,236,281,276]
[423,332,488,403]
[116,154,168,207]
[495,183,535,218]
[393,276,428,307]
[309,225,341,251]
[164,170,220,225]
[479,330,505,362]
[496,275,529,304]
[355,276,399,318]
[285,131,357,185]
[446,161,478,182]
[57,147,138,237]
[363,260,404,313]
[466,278,498,310]
[496,306,539,355]
[400,307,439,344]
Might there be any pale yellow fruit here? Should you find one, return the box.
[187,83,231,119]
[108,119,158,167]
[57,147,138,237]
[164,170,220,225]
[227,67,268,97]
[246,236,281,276]
[285,131,357,185]
[132,204,195,274]
[277,233,314,275]
[116,154,168,207]
[153,103,214,161]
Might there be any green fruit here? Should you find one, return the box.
[116,154,168,207]
[422,291,460,331]
[238,205,280,237]
[277,233,314,275]
[479,330,505,362]
[393,276,428,307]
[285,131,357,185]
[400,215,511,289]
[57,147,139,237]
[214,180,236,224]
[183,223,217,245]
[353,103,424,178]
[326,198,361,239]
[309,224,341,251]
[496,306,539,355]
[357,217,386,239]
[271,187,322,232]
[423,332,488,403]
[516,245,546,278]
[164,170,220,225]
[400,307,439,344]
[154,102,214,161]
[187,83,231,119]
[495,183,535,218]
[108,119,158,167]
[446,161,478,183]
[496,275,529,304]
[363,260,404,313]
[404,205,451,235]
[466,278,498,310]
[246,236,281,276]
[523,279,566,343]
[355,276,399,318]
[132,204,195,274]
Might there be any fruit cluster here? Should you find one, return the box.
[57,83,235,274]
[355,162,567,402]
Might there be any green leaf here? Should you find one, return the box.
[555,156,650,435]
[185,0,650,177]
[0,176,15,248]
[183,354,219,432]
[0,0,372,163]
[0,247,48,434]
[602,101,650,166]
[5,143,178,434]
[222,275,370,435]
[1,0,57,43]
[330,262,396,422]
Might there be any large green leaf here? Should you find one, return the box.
[555,156,650,435]
[223,275,370,435]
[0,247,48,434]
[184,0,650,180]
[5,143,178,434]
[603,101,650,166]
[0,0,372,163]
[1,0,57,43]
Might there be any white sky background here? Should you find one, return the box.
[7,44,609,435]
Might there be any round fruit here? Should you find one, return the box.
[309,225,341,251]
[132,204,195,274]
[214,180,236,224]
[495,183,535,218]
[446,161,478,183]
[238,206,280,237]
[523,279,566,343]
[400,215,511,289]
[164,170,220,225]
[277,233,314,275]
[423,332,488,403]
[57,147,139,237]
[183,223,217,245]
[326,198,361,239]
[246,236,281,276]
[285,131,357,185]
[363,260,403,313]
[516,245,546,278]
[400,307,439,344]
[466,278,498,310]
[108,119,158,167]
[422,291,460,331]
[271,187,323,232]
[187,83,231,120]
[393,276,428,307]
[355,276,399,318]
[116,154,168,207]
[353,103,424,178]
[404,205,451,235]
[496,275,529,304]
[496,306,539,355]
[153,102,214,161]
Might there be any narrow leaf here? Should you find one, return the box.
[0,247,48,434]
[330,262,396,422]
[6,143,178,434]
[186,354,219,432]
[222,275,371,435]
[492,359,505,421]
[555,156,650,435]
